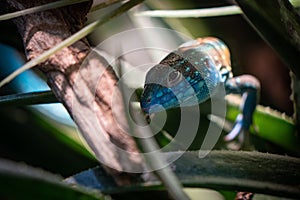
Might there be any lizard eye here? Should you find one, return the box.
[168,70,182,86]
[203,58,214,69]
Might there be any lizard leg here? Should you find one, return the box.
[224,75,260,142]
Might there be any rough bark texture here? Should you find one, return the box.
[4,0,145,184]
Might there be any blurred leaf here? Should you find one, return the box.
[0,158,104,200]
[135,5,242,18]
[183,188,224,200]
[0,107,97,177]
[120,72,189,200]
[235,0,300,78]
[136,1,300,18]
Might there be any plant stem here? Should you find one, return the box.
[0,91,56,106]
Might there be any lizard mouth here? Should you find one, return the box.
[140,94,167,114]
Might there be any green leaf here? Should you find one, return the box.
[0,107,97,176]
[0,91,97,162]
[0,158,104,200]
[226,95,300,153]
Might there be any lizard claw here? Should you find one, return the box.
[224,75,260,145]
[224,114,244,142]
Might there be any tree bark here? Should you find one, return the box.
[4,0,145,184]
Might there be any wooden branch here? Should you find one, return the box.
[4,0,145,184]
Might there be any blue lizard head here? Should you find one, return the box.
[140,48,222,114]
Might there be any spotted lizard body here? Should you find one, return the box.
[140,37,260,141]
